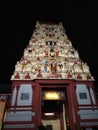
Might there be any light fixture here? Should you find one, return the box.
[44,113,54,116]
[45,92,60,100]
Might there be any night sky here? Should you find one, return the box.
[0,1,98,92]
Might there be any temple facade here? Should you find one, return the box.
[3,21,98,130]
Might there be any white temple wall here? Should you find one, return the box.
[5,111,35,121]
[17,84,32,106]
[90,87,96,104]
[11,87,17,106]
[78,109,98,119]
[76,84,91,104]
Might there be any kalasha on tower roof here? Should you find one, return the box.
[11,21,94,81]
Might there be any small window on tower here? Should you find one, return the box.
[50,41,52,45]
[45,41,48,45]
[21,93,29,100]
[54,42,56,45]
[79,92,87,99]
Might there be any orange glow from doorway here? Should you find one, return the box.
[45,92,60,100]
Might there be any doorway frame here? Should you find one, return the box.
[36,79,75,130]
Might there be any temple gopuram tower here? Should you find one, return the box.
[4,21,98,130]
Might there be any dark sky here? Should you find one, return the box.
[0,1,98,92]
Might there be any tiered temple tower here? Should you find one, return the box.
[4,21,98,130]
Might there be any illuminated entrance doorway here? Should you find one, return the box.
[41,87,70,130]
